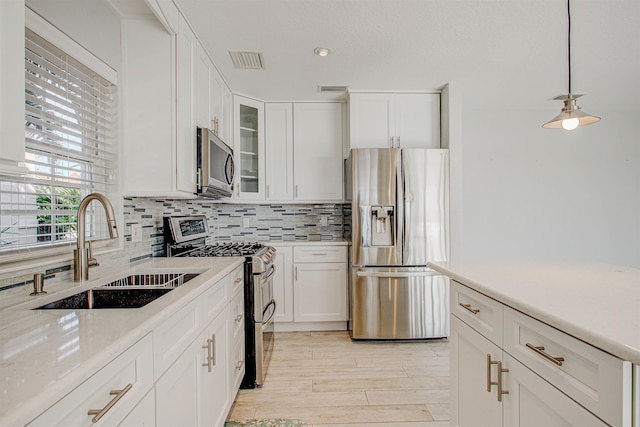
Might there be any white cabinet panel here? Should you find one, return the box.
[450,315,502,427]
[265,103,294,200]
[451,281,503,347]
[349,93,440,150]
[118,389,155,427]
[294,262,347,322]
[272,245,294,322]
[293,103,343,201]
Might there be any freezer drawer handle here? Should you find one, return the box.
[87,383,132,423]
[355,271,439,278]
[525,343,565,366]
[459,302,480,315]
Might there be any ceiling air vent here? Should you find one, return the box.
[229,51,265,69]
[318,85,349,93]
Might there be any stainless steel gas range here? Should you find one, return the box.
[163,215,276,388]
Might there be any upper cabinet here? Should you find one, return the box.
[264,102,344,202]
[122,13,197,198]
[0,0,27,176]
[293,103,343,201]
[348,93,440,150]
[234,95,265,201]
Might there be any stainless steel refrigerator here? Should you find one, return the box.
[345,148,450,339]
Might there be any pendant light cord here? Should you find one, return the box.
[567,0,572,94]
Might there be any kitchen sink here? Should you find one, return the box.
[35,272,199,310]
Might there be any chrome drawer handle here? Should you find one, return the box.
[87,383,132,423]
[459,302,480,315]
[202,334,216,372]
[235,314,243,322]
[496,361,509,402]
[234,277,243,284]
[525,343,565,366]
[236,360,244,370]
[486,354,498,392]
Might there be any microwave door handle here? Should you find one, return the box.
[225,154,234,185]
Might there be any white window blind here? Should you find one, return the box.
[0,28,117,254]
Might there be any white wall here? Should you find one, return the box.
[25,0,121,70]
[455,107,640,268]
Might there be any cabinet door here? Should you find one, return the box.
[503,354,609,427]
[118,389,155,427]
[265,103,294,201]
[450,315,502,427]
[222,86,233,147]
[195,45,211,129]
[211,71,224,136]
[200,308,230,427]
[293,103,344,201]
[273,245,294,322]
[175,17,197,194]
[294,262,347,322]
[234,95,265,200]
[349,93,393,149]
[394,93,440,148]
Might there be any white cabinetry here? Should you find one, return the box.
[265,103,294,201]
[0,0,27,176]
[271,243,348,331]
[293,103,344,201]
[122,12,197,198]
[450,281,630,427]
[234,95,265,200]
[271,244,294,322]
[28,334,154,427]
[196,44,230,140]
[349,93,440,149]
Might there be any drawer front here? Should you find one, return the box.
[29,334,153,427]
[230,290,244,343]
[229,265,244,298]
[153,298,201,379]
[199,274,230,326]
[504,306,631,427]
[293,245,347,263]
[451,280,503,347]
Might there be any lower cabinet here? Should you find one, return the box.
[28,334,154,427]
[118,389,156,427]
[271,243,348,330]
[450,280,630,427]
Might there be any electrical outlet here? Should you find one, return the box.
[131,224,142,243]
[242,217,250,228]
[320,216,329,227]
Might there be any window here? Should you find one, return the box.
[0,20,117,256]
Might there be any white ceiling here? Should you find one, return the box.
[172,0,639,111]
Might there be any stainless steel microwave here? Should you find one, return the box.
[196,127,234,198]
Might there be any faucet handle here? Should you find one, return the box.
[87,241,99,268]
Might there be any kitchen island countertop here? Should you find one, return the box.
[428,261,640,363]
[0,256,244,426]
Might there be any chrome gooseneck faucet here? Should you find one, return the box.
[74,193,119,281]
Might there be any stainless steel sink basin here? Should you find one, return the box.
[35,272,199,310]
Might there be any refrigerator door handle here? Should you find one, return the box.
[356,270,440,278]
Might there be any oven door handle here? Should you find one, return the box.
[262,299,276,325]
[261,264,276,283]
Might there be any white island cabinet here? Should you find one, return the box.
[430,261,638,427]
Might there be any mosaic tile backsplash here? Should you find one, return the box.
[0,198,346,296]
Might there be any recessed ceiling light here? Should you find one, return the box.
[314,47,331,57]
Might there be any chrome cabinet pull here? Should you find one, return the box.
[202,335,216,372]
[87,383,132,423]
[459,302,480,315]
[389,136,394,147]
[236,360,244,370]
[486,354,498,392]
[397,136,400,147]
[525,343,565,366]
[294,266,298,281]
[234,277,243,284]
[266,184,270,198]
[235,313,243,322]
[210,334,216,366]
[497,361,509,402]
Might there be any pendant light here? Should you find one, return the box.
[543,0,600,130]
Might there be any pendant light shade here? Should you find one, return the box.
[543,0,600,130]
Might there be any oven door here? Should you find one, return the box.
[254,263,276,386]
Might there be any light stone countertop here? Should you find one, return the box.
[427,261,640,363]
[0,256,244,426]
[268,238,349,246]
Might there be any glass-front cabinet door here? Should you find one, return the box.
[233,95,265,200]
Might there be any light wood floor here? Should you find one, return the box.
[227,331,450,426]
